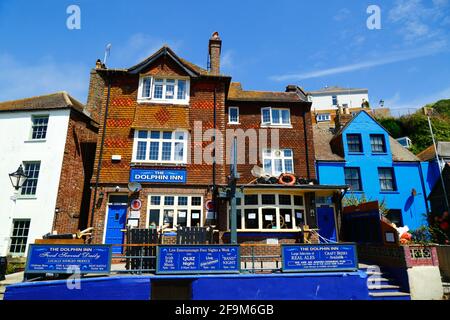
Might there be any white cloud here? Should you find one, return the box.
[221,50,234,71]
[0,53,89,102]
[270,42,448,81]
[333,8,351,22]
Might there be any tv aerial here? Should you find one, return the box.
[128,182,142,193]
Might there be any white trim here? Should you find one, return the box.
[262,148,294,176]
[261,107,291,126]
[137,76,190,105]
[131,129,188,164]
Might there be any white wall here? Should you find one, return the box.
[310,92,369,112]
[0,109,70,257]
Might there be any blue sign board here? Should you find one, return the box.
[156,245,240,274]
[130,168,187,184]
[25,244,112,274]
[282,244,358,273]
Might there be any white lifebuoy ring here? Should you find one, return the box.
[279,173,296,185]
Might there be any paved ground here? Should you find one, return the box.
[0,272,24,300]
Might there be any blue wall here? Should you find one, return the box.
[421,160,441,199]
[5,273,370,300]
[317,112,428,230]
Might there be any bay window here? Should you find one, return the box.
[261,107,291,126]
[138,76,189,104]
[133,130,188,164]
[263,149,294,176]
[229,193,306,231]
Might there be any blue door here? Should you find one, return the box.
[317,206,337,243]
[105,205,127,254]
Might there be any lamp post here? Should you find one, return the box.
[0,165,28,280]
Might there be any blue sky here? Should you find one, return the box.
[0,0,449,115]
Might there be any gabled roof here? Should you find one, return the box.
[314,110,419,162]
[228,82,307,103]
[0,91,86,115]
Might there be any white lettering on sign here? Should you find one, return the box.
[134,173,184,181]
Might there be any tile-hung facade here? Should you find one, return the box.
[86,33,347,249]
[0,92,98,257]
[314,110,429,230]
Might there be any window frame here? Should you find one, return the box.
[262,149,294,176]
[346,134,363,153]
[132,130,188,164]
[228,106,240,124]
[137,76,190,105]
[344,167,363,192]
[9,219,31,256]
[147,195,203,229]
[30,115,49,140]
[316,113,331,122]
[378,167,397,192]
[20,161,41,197]
[261,107,291,127]
[370,134,387,153]
[228,193,306,231]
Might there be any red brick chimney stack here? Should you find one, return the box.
[209,31,222,75]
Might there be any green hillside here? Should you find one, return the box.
[377,99,450,154]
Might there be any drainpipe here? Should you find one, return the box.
[90,73,111,227]
[302,110,311,179]
[418,162,430,214]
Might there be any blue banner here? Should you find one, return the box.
[157,245,240,274]
[130,168,187,184]
[282,244,358,272]
[25,245,112,274]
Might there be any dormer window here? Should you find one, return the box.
[138,76,190,104]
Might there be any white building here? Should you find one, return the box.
[308,86,370,123]
[0,92,97,258]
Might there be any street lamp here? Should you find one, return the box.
[9,165,28,190]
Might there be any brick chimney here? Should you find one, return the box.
[208,32,222,75]
[334,105,353,129]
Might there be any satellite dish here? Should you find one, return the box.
[251,165,270,178]
[128,182,142,193]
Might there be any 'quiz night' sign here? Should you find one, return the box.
[130,169,187,184]
[25,245,112,274]
[282,244,358,273]
[156,245,240,274]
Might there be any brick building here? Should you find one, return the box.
[0,92,98,258]
[85,33,346,251]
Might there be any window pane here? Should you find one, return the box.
[154,84,163,99]
[177,210,187,227]
[162,142,172,161]
[177,80,186,100]
[271,109,281,124]
[263,159,272,174]
[284,149,292,157]
[262,208,277,229]
[138,130,148,139]
[150,196,161,206]
[280,208,293,229]
[174,131,185,140]
[142,78,152,98]
[284,159,294,173]
[279,195,292,205]
[244,195,258,205]
[294,196,304,206]
[262,109,271,123]
[371,135,386,153]
[244,209,259,229]
[345,168,362,191]
[9,220,30,254]
[178,196,188,206]
[274,159,283,176]
[162,132,172,140]
[149,210,160,226]
[281,110,290,124]
[163,209,174,228]
[191,210,201,227]
[21,162,40,196]
[32,116,49,140]
[174,142,184,161]
[149,142,159,160]
[136,141,147,160]
[261,194,276,205]
[164,196,175,206]
[229,108,238,123]
[347,134,362,153]
[150,131,160,139]
[191,197,202,206]
[165,83,175,99]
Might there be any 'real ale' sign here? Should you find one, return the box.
[282,244,358,273]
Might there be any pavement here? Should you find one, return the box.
[0,272,24,300]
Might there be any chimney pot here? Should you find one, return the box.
[209,32,222,75]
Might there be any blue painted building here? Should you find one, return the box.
[313,111,429,230]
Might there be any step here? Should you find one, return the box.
[368,284,400,290]
[370,291,410,300]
